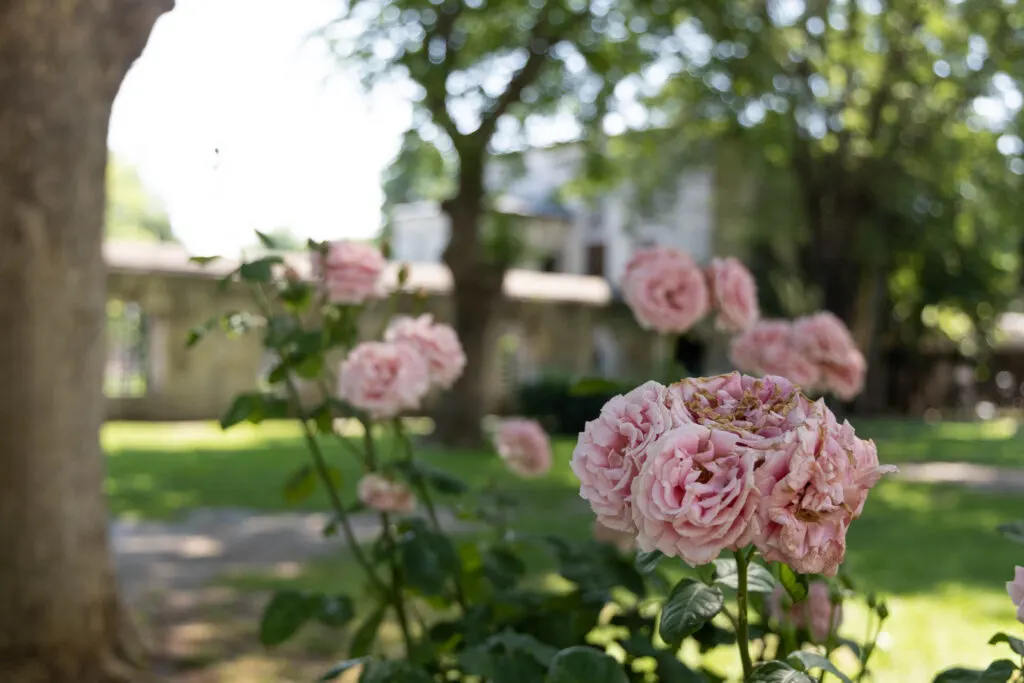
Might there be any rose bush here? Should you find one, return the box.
[189,238,1015,683]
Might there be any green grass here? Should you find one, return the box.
[102,418,1024,680]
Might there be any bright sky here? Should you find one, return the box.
[109,0,412,256]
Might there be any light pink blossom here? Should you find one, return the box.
[729,320,821,389]
[337,341,430,420]
[632,424,760,566]
[571,381,676,533]
[706,257,759,332]
[666,372,815,444]
[768,581,843,643]
[821,349,867,401]
[384,314,466,389]
[621,247,710,334]
[315,240,386,304]
[593,520,636,553]
[357,474,416,514]
[494,419,552,478]
[1007,566,1024,624]
[793,312,858,365]
[752,402,897,576]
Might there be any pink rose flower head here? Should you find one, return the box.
[632,423,760,566]
[384,314,466,389]
[730,320,820,389]
[752,401,897,576]
[706,257,760,332]
[593,520,636,553]
[768,581,843,643]
[621,247,710,334]
[571,381,676,533]
[315,240,386,304]
[1007,566,1024,624]
[666,372,815,444]
[337,341,430,420]
[793,312,866,400]
[494,419,552,478]
[358,473,416,514]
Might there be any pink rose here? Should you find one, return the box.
[729,320,821,389]
[593,520,636,553]
[358,474,416,514]
[768,581,842,643]
[337,341,430,420]
[621,247,710,334]
[632,424,760,566]
[793,312,857,364]
[494,419,552,478]
[384,314,466,389]
[706,257,759,332]
[571,381,676,533]
[666,372,815,443]
[752,402,896,576]
[1007,566,1024,624]
[821,349,867,401]
[315,240,386,304]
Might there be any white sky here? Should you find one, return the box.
[109,0,412,256]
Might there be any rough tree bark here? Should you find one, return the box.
[0,2,173,681]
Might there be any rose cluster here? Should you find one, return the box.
[320,242,467,420]
[730,312,867,400]
[621,248,759,335]
[571,372,897,575]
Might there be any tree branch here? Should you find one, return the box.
[418,1,464,143]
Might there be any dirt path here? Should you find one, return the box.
[895,462,1024,493]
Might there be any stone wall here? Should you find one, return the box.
[103,243,664,422]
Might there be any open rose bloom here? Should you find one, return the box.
[337,341,430,420]
[385,314,466,389]
[315,240,387,304]
[494,419,552,478]
[572,372,897,573]
[621,247,710,334]
[706,257,759,332]
[358,474,416,514]
[1008,566,1024,624]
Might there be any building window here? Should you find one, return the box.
[540,254,559,272]
[105,299,148,398]
[586,244,606,277]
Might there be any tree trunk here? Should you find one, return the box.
[433,195,506,447]
[0,3,172,681]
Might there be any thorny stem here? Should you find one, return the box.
[855,610,885,683]
[819,602,840,683]
[735,548,755,680]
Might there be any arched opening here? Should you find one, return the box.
[673,335,706,377]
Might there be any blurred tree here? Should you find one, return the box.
[105,154,176,243]
[0,1,172,680]
[324,0,677,444]
[626,0,1024,410]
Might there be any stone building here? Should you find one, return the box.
[104,241,666,422]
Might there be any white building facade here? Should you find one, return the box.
[388,143,715,289]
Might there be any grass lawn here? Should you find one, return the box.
[103,418,1024,680]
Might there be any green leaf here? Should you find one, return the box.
[482,546,528,589]
[989,633,1024,656]
[997,521,1024,544]
[258,590,317,646]
[695,562,717,585]
[658,578,724,644]
[776,563,809,603]
[416,462,470,495]
[359,659,433,683]
[933,668,986,683]
[635,549,664,574]
[349,605,387,658]
[398,525,461,596]
[317,658,366,681]
[714,559,776,593]
[569,376,626,397]
[239,256,284,283]
[546,646,629,683]
[220,393,260,429]
[749,661,815,683]
[979,660,1018,683]
[255,229,278,249]
[314,594,354,628]
[282,465,317,504]
[787,651,853,683]
[188,255,221,266]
